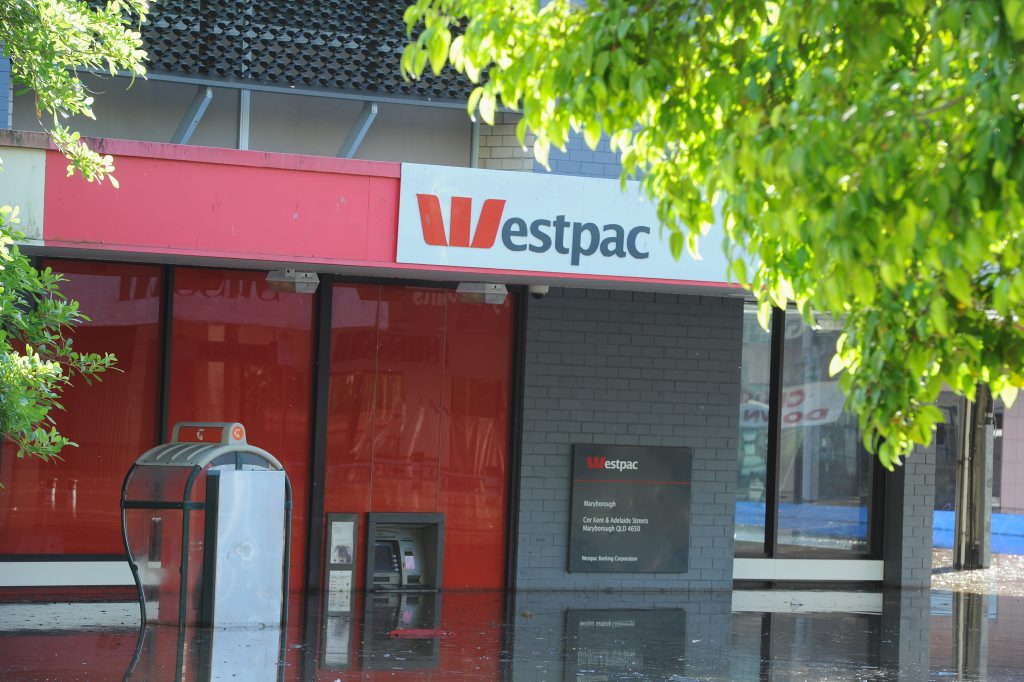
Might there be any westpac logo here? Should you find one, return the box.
[586,456,639,472]
[416,194,506,249]
[416,194,651,266]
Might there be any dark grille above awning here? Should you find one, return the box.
[142,1,473,102]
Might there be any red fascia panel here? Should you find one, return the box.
[31,134,740,290]
[42,142,401,266]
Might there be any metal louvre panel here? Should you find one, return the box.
[141,1,473,100]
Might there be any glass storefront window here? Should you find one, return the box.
[0,261,163,555]
[323,284,514,589]
[735,304,771,555]
[735,305,879,559]
[167,268,314,590]
[777,316,872,556]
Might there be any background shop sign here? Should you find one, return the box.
[739,381,846,429]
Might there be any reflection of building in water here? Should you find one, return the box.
[361,592,440,671]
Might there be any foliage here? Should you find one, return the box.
[0,1,148,466]
[1,0,149,182]
[0,206,116,461]
[404,0,1024,469]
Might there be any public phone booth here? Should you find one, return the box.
[120,422,292,629]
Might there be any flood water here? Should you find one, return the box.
[2,588,1024,680]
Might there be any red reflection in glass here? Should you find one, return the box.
[167,268,313,591]
[324,284,379,511]
[440,294,513,589]
[0,260,163,555]
[371,288,445,512]
[323,285,513,590]
[323,285,378,588]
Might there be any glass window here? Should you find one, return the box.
[777,316,873,556]
[167,268,314,590]
[0,261,163,555]
[323,284,514,589]
[735,304,771,555]
[736,306,881,559]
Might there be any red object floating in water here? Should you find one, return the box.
[388,628,452,638]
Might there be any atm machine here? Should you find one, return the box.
[365,513,444,592]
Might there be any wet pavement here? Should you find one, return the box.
[1,584,1023,681]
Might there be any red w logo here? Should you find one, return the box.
[586,456,606,469]
[416,194,506,248]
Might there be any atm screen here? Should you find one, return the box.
[374,540,400,573]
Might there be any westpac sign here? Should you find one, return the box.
[396,163,731,283]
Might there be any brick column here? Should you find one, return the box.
[0,56,11,129]
[883,441,936,588]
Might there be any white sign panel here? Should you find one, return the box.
[740,382,847,429]
[396,163,731,283]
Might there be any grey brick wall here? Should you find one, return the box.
[883,441,936,588]
[478,118,622,177]
[0,56,10,129]
[533,130,622,179]
[514,287,743,590]
[478,112,536,172]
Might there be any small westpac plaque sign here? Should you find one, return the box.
[568,444,693,573]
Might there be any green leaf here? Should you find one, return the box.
[756,301,772,331]
[1004,0,1024,40]
[946,269,972,306]
[919,405,944,426]
[479,89,497,126]
[467,87,484,121]
[828,352,845,377]
[850,268,876,306]
[669,230,683,260]
[449,35,464,67]
[730,257,748,285]
[428,27,452,75]
[930,298,949,335]
[533,138,551,169]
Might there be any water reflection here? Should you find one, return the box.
[3,588,1024,680]
[951,592,990,680]
[360,592,441,671]
[124,622,286,681]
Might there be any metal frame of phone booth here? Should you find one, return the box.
[120,422,293,630]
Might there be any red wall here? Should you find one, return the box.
[0,261,163,555]
[324,285,513,589]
